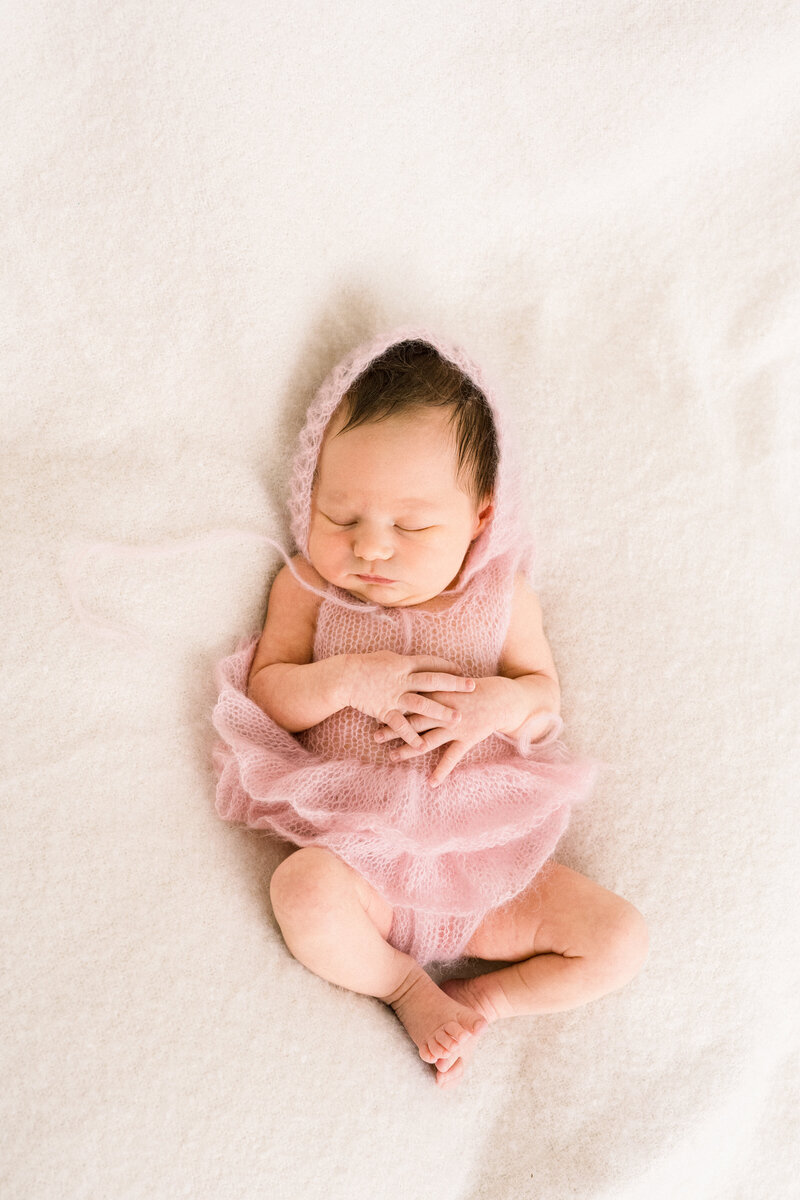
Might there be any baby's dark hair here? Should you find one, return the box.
[326,339,498,507]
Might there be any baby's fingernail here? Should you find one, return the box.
[465,679,475,688]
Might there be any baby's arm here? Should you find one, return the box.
[246,557,350,731]
[493,573,561,738]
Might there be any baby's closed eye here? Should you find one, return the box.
[322,513,435,533]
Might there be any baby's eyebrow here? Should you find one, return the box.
[324,492,436,508]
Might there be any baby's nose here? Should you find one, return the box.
[353,528,393,561]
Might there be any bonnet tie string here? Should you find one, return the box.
[58,527,392,648]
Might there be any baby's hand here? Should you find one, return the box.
[372,677,513,786]
[344,650,475,749]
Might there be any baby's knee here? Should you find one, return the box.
[269,846,341,916]
[605,899,650,983]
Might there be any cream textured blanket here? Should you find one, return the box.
[2,3,798,1198]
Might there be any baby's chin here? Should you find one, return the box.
[346,578,412,604]
[343,577,452,608]
[308,558,459,606]
[319,571,414,605]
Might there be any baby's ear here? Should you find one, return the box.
[474,497,495,536]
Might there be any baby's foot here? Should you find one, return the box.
[439,974,508,1025]
[384,967,488,1068]
[432,977,500,1083]
[433,1028,479,1090]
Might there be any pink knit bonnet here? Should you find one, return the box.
[286,324,536,607]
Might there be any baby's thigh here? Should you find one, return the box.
[269,846,395,941]
[464,860,647,964]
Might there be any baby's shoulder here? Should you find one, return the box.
[497,571,557,680]
[269,555,328,620]
[250,556,327,678]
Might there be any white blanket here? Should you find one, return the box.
[3,3,798,1197]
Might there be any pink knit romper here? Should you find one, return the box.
[211,326,598,968]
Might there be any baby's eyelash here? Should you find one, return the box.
[323,515,431,533]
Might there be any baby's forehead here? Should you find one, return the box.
[314,467,469,511]
[314,407,466,502]
[321,485,446,508]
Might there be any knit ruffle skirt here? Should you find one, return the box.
[211,637,598,968]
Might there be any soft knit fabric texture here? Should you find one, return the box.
[210,326,599,967]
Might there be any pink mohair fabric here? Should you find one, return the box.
[210,325,599,968]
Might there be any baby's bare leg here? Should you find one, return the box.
[270,846,410,996]
[269,847,487,1084]
[440,863,649,1040]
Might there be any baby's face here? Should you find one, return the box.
[308,406,493,607]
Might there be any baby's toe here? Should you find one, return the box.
[430,1025,458,1056]
[445,1020,474,1050]
[434,1057,465,1089]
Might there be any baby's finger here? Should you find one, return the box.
[411,656,464,674]
[407,700,462,724]
[389,726,452,762]
[409,671,476,694]
[374,714,435,743]
[428,740,469,787]
[402,693,463,725]
[381,709,425,748]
